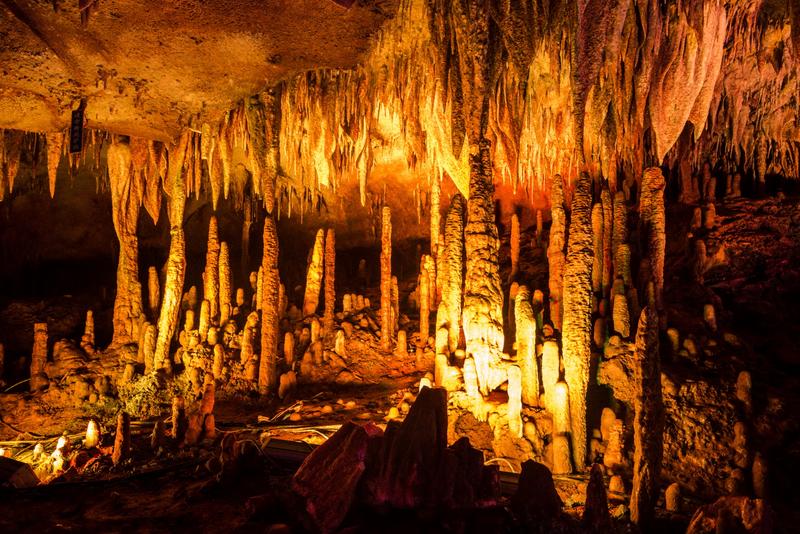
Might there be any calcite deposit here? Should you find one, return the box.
[0,0,798,531]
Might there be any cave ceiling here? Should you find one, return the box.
[0,0,397,139]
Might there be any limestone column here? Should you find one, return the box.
[515,285,538,406]
[561,171,594,470]
[442,194,465,353]
[108,138,144,345]
[153,132,189,369]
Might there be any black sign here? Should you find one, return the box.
[69,102,85,153]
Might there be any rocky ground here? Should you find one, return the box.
[1,194,799,532]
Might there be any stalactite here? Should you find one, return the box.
[548,175,566,330]
[380,206,392,352]
[323,228,336,338]
[259,214,281,395]
[639,168,666,310]
[515,285,538,406]
[303,229,325,317]
[630,307,664,528]
[142,323,156,374]
[107,138,144,346]
[204,216,220,320]
[510,213,520,282]
[442,194,465,353]
[561,172,594,470]
[219,242,232,325]
[46,131,64,198]
[153,134,188,370]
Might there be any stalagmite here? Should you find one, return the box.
[541,340,559,413]
[507,365,523,438]
[665,482,682,512]
[591,203,604,294]
[380,206,392,352]
[510,213,520,282]
[154,133,188,370]
[639,168,666,310]
[612,192,627,270]
[736,371,752,415]
[81,310,95,352]
[204,216,220,319]
[616,244,632,287]
[171,396,186,442]
[419,263,430,344]
[630,307,664,528]
[583,463,611,529]
[212,344,224,378]
[391,276,399,334]
[612,292,630,338]
[112,412,131,465]
[603,418,624,470]
[548,175,566,330]
[108,138,144,346]
[30,322,48,390]
[703,203,716,230]
[142,323,156,373]
[442,194,465,353]
[219,242,232,324]
[430,176,441,263]
[561,172,594,470]
[259,215,281,395]
[552,381,573,475]
[198,300,210,342]
[303,229,325,317]
[323,229,336,338]
[147,266,160,319]
[601,188,613,295]
[515,286,538,406]
[85,420,99,448]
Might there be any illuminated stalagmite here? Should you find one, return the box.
[548,175,566,330]
[561,172,594,470]
[153,133,188,370]
[612,191,628,275]
[259,215,281,394]
[601,188,613,296]
[147,266,160,320]
[440,194,465,353]
[30,322,48,390]
[639,168,666,310]
[591,204,604,294]
[107,138,144,345]
[630,307,664,527]
[323,229,336,338]
[510,213,520,282]
[515,286,538,406]
[380,206,392,352]
[419,262,430,343]
[303,229,325,317]
[204,216,220,319]
[218,242,232,324]
[430,176,441,263]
